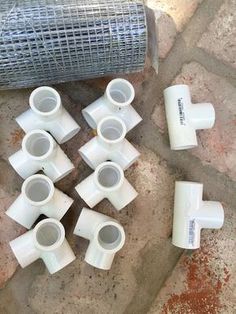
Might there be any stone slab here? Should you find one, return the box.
[198,0,236,69]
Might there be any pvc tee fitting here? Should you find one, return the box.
[8,129,74,182]
[6,174,73,229]
[75,161,138,210]
[164,84,215,150]
[10,218,76,274]
[82,78,142,132]
[74,208,125,270]
[16,86,80,144]
[79,116,140,170]
[172,181,224,249]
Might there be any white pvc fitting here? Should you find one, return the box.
[79,116,140,170]
[82,78,142,132]
[164,84,215,150]
[73,208,125,270]
[75,161,138,210]
[172,181,224,249]
[10,218,76,274]
[6,174,74,229]
[8,129,74,182]
[16,86,80,144]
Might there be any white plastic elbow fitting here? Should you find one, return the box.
[79,116,140,170]
[164,84,215,150]
[10,218,76,274]
[82,78,142,132]
[172,181,224,249]
[16,86,80,144]
[6,174,73,229]
[8,129,74,182]
[73,208,125,270]
[75,161,138,210]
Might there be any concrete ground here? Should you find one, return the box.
[0,0,236,313]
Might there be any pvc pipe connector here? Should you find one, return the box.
[10,218,76,274]
[82,78,142,132]
[6,174,74,229]
[164,84,215,150]
[79,116,140,170]
[75,161,138,210]
[172,181,224,249]
[16,86,80,144]
[8,129,74,182]
[73,208,125,270]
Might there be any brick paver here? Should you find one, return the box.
[198,0,236,69]
[0,161,25,288]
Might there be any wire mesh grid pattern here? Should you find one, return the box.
[0,0,147,89]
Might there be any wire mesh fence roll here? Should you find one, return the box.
[0,0,147,90]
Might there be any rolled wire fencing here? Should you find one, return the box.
[0,0,147,89]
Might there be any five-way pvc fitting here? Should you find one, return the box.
[10,218,76,274]
[16,86,80,144]
[74,208,125,270]
[79,116,140,170]
[75,162,138,210]
[82,78,142,132]
[172,181,224,249]
[9,129,74,182]
[164,84,215,150]
[6,174,73,229]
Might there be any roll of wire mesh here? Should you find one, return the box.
[0,0,147,89]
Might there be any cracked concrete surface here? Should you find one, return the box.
[0,0,236,313]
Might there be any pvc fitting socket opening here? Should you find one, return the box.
[23,175,54,205]
[30,87,60,116]
[96,222,125,252]
[34,219,65,251]
[98,117,126,143]
[23,130,53,159]
[176,181,202,186]
[173,144,197,150]
[164,84,188,94]
[82,111,97,129]
[95,163,123,190]
[106,79,135,107]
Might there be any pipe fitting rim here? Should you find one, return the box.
[164,84,189,94]
[94,161,124,191]
[175,181,203,187]
[29,86,61,117]
[22,129,55,160]
[33,218,65,252]
[22,174,55,206]
[97,116,127,144]
[94,220,125,253]
[106,78,135,107]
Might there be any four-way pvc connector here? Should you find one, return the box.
[10,218,76,274]
[79,116,140,170]
[9,129,74,182]
[6,174,74,229]
[7,80,224,275]
[82,78,142,131]
[16,86,81,144]
[74,208,125,270]
[75,161,138,210]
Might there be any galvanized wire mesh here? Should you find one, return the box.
[0,0,147,89]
